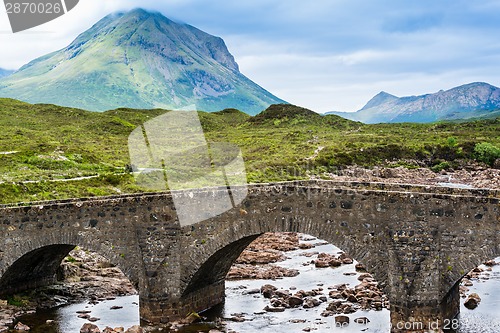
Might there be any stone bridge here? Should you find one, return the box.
[0,180,498,332]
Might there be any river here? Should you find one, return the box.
[10,236,500,333]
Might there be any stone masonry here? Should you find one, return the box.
[0,180,498,332]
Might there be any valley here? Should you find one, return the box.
[0,100,499,204]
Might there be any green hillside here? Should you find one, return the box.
[1,99,499,204]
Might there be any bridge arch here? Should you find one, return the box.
[181,227,388,297]
[178,184,391,302]
[446,246,500,289]
[0,229,140,297]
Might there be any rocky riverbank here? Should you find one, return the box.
[227,233,301,280]
[322,164,500,189]
[224,233,389,330]
[0,248,136,332]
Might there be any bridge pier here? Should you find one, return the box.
[390,279,460,333]
[139,281,225,324]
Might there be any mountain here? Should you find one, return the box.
[360,91,399,110]
[0,68,14,78]
[330,82,500,123]
[0,9,286,115]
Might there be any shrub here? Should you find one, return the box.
[474,142,500,166]
[431,161,451,173]
[446,136,458,147]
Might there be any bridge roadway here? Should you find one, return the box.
[0,180,498,332]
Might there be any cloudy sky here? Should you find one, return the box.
[1,0,500,112]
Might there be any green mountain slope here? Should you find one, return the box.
[1,98,499,204]
[0,9,285,115]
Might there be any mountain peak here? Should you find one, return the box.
[118,8,172,23]
[125,7,153,16]
[462,81,493,88]
[0,8,285,114]
[360,91,398,110]
[66,8,239,72]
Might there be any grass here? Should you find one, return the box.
[0,99,499,204]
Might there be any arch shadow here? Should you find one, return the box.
[0,238,140,298]
[0,244,75,296]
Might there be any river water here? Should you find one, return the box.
[11,236,500,333]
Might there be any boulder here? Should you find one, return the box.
[355,263,367,272]
[288,296,304,307]
[354,317,370,324]
[299,243,314,249]
[270,298,288,308]
[357,273,373,281]
[484,260,497,267]
[464,293,481,310]
[326,300,343,312]
[274,290,290,298]
[335,315,350,326]
[14,322,30,331]
[302,297,321,308]
[342,258,354,265]
[346,295,358,303]
[314,260,330,268]
[338,253,353,262]
[80,323,101,333]
[264,305,285,312]
[462,278,473,287]
[261,284,277,298]
[329,259,342,267]
[329,291,342,299]
[242,288,260,295]
[125,326,143,333]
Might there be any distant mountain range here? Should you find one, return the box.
[329,82,500,123]
[0,9,285,115]
[0,69,14,78]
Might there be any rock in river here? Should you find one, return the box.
[464,293,481,310]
